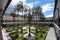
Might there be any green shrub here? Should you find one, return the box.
[5,27,14,32]
[35,25,49,40]
[9,32,18,40]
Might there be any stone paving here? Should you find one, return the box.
[46,27,57,40]
[23,26,35,40]
[2,28,12,40]
[23,33,35,40]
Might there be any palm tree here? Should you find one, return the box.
[39,12,45,38]
[24,14,26,19]
[32,6,45,38]
[32,6,40,33]
[15,1,24,12]
[28,8,33,36]
[36,6,45,37]
[15,1,24,34]
[10,11,15,25]
[24,8,32,37]
[24,14,27,25]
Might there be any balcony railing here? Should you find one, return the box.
[53,23,60,40]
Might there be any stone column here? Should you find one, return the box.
[0,9,3,40]
[58,29,60,40]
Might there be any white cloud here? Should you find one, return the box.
[26,3,34,9]
[45,13,53,17]
[11,0,26,6]
[11,0,37,9]
[6,0,39,13]
[26,0,40,9]
[26,0,38,9]
[42,3,54,13]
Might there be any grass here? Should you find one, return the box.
[34,25,50,40]
[9,32,25,40]
[5,25,27,40]
[23,29,27,34]
[5,26,15,32]
[31,29,35,34]
[5,25,22,32]
[9,32,19,40]
[35,32,47,40]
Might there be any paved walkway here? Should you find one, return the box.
[46,27,57,40]
[23,26,35,40]
[2,28,12,40]
[24,33,35,40]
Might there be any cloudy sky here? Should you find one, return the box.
[5,0,55,17]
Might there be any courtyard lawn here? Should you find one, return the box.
[34,25,50,40]
[31,29,35,34]
[35,32,47,40]
[9,31,27,40]
[5,26,15,32]
[23,29,27,34]
[9,32,19,40]
[5,25,50,40]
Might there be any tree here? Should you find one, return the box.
[36,6,45,37]
[28,8,33,36]
[15,1,24,12]
[32,6,41,33]
[32,6,45,38]
[24,14,26,19]
[10,11,15,24]
[15,1,24,34]
[24,8,33,37]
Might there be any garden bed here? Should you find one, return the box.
[34,26,50,40]
[9,32,27,40]
[5,26,15,32]
[9,32,19,40]
[5,25,50,40]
